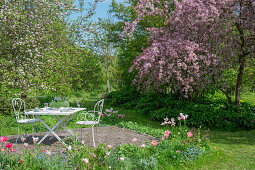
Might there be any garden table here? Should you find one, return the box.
[25,107,86,146]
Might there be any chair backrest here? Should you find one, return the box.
[12,98,26,120]
[94,99,104,122]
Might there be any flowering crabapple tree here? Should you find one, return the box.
[0,0,104,97]
[123,0,255,106]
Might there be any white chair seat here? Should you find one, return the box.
[76,121,99,125]
[17,119,40,124]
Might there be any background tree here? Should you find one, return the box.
[0,0,105,97]
[123,0,255,106]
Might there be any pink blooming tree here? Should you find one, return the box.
[123,0,255,106]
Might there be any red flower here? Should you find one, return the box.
[5,142,13,149]
[151,140,157,146]
[0,136,7,143]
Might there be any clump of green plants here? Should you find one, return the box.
[100,108,126,126]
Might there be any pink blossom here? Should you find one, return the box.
[33,137,39,144]
[106,151,111,157]
[21,136,26,143]
[132,138,137,143]
[140,144,146,148]
[46,150,51,156]
[5,142,12,149]
[187,131,193,137]
[68,145,72,151]
[120,157,124,161]
[24,143,28,148]
[1,148,4,152]
[162,136,165,140]
[82,158,89,164]
[122,115,125,118]
[81,140,85,145]
[151,140,157,146]
[107,145,112,149]
[164,130,170,138]
[92,153,96,158]
[177,150,181,153]
[0,136,7,143]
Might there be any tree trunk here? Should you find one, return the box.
[106,78,110,94]
[235,55,246,106]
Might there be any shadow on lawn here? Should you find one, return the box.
[209,129,255,145]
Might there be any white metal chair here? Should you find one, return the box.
[76,99,104,148]
[12,98,40,143]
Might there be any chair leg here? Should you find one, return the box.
[92,126,95,148]
[16,123,20,144]
[32,123,34,138]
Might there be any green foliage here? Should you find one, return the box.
[107,90,255,130]
[0,97,39,116]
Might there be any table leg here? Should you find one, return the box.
[36,115,68,146]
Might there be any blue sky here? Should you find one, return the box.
[75,0,126,21]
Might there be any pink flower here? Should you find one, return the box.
[5,142,12,149]
[187,131,193,137]
[42,150,47,153]
[118,114,122,117]
[81,140,85,145]
[20,152,23,155]
[122,115,125,118]
[151,140,157,146]
[10,148,16,152]
[0,136,7,143]
[140,144,146,148]
[177,150,181,153]
[82,158,89,164]
[46,150,51,156]
[68,145,72,151]
[132,138,137,143]
[162,136,165,140]
[33,137,39,144]
[1,148,4,152]
[164,130,170,138]
[178,117,181,121]
[18,159,24,164]
[107,145,112,149]
[21,136,26,143]
[106,151,111,157]
[92,153,96,158]
[24,143,28,148]
[120,157,124,161]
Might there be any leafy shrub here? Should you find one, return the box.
[107,91,255,130]
[0,97,12,116]
[0,97,40,116]
[37,95,55,108]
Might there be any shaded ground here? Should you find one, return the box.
[6,126,158,154]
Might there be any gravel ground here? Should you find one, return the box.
[6,126,158,155]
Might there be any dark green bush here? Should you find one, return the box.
[107,90,255,130]
[0,97,40,116]
[0,97,12,115]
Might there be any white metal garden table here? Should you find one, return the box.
[25,107,86,146]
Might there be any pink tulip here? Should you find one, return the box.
[187,131,193,137]
[106,151,111,157]
[5,142,12,149]
[162,136,165,140]
[151,140,157,146]
[164,130,170,138]
[120,157,124,161]
[92,153,96,158]
[177,150,181,153]
[140,144,146,148]
[107,145,112,149]
[21,136,26,143]
[1,148,4,152]
[122,115,125,118]
[132,138,137,143]
[82,158,89,164]
[0,136,7,143]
